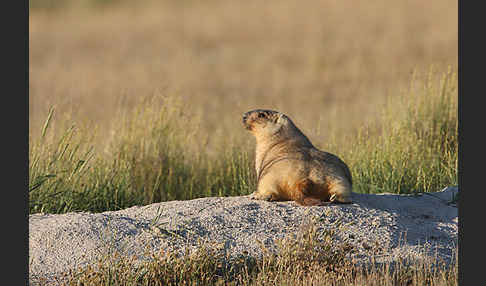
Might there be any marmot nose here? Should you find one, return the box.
[242,112,249,121]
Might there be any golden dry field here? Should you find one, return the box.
[29,3,458,283]
[29,0,457,150]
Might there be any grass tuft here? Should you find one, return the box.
[29,68,457,213]
[329,67,458,195]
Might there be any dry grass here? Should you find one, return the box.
[28,0,458,213]
[29,66,457,213]
[29,0,457,149]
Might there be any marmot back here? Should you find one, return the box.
[242,109,352,206]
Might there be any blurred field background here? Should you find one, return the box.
[29,0,457,142]
[29,0,457,214]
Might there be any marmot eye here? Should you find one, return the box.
[258,113,266,118]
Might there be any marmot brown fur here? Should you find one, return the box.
[242,109,352,206]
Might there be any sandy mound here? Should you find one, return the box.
[29,186,458,284]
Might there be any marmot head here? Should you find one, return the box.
[243,109,314,147]
[242,109,300,140]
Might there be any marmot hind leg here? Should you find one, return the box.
[294,178,329,206]
[295,178,352,206]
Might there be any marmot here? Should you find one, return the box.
[242,109,352,206]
